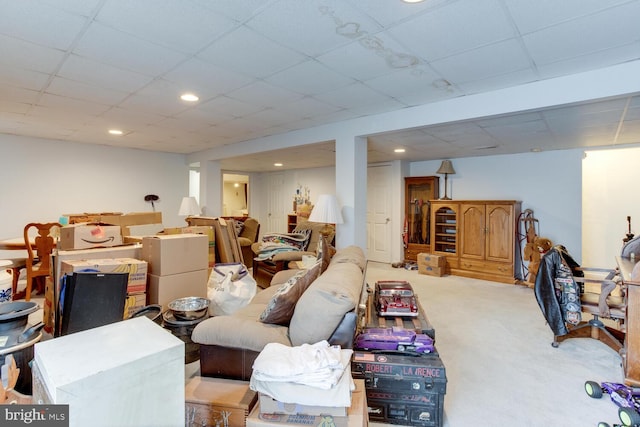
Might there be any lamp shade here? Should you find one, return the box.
[436,160,456,175]
[178,196,200,216]
[308,194,344,225]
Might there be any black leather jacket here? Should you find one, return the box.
[534,247,582,337]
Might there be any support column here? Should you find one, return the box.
[200,160,222,217]
[335,135,367,251]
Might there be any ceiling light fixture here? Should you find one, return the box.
[402,0,426,3]
[180,93,199,102]
[108,129,123,135]
[274,163,283,167]
[394,148,406,153]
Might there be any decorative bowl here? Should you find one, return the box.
[168,297,210,320]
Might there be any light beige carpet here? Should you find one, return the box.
[365,261,624,427]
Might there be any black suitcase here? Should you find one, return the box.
[352,351,447,427]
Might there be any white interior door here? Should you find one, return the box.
[367,164,392,263]
[266,173,285,233]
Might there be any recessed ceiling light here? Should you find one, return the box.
[531,148,542,153]
[402,0,426,3]
[108,129,123,135]
[394,148,406,153]
[274,163,283,167]
[180,93,199,102]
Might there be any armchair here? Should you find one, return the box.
[534,246,626,352]
[251,219,334,288]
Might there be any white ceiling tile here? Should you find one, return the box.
[38,0,103,17]
[523,1,640,66]
[430,40,532,84]
[0,34,66,74]
[0,0,88,50]
[388,0,515,62]
[57,54,153,92]
[1,64,49,91]
[198,26,306,79]
[74,23,188,76]
[95,0,237,54]
[163,58,254,99]
[191,0,268,22]
[345,0,450,27]
[46,77,129,105]
[363,67,450,102]
[37,93,111,116]
[197,96,262,122]
[314,82,396,110]
[265,60,355,96]
[227,81,304,107]
[273,97,342,119]
[504,0,632,34]
[317,34,420,81]
[246,0,379,56]
[456,68,539,95]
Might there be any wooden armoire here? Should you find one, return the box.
[430,200,522,284]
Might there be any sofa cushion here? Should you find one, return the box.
[330,245,367,271]
[192,300,292,352]
[289,261,364,347]
[260,262,320,325]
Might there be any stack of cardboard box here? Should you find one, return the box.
[59,258,149,318]
[142,234,209,311]
[417,253,446,277]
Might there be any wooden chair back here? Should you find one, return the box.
[23,222,60,301]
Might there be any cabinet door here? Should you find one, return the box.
[485,204,514,263]
[459,203,485,259]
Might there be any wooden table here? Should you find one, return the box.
[0,237,30,251]
[616,256,640,386]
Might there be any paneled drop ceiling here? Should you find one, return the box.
[2,0,640,171]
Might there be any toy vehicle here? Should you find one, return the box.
[355,327,434,353]
[375,281,418,317]
[585,380,640,426]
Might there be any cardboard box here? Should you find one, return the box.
[417,253,445,268]
[160,226,216,269]
[98,212,163,237]
[63,212,122,225]
[142,234,208,276]
[33,317,184,427]
[418,265,444,277]
[122,223,164,237]
[59,223,123,251]
[148,269,208,311]
[247,380,367,427]
[258,393,347,417]
[124,293,146,319]
[60,258,148,294]
[50,245,142,335]
[185,376,258,427]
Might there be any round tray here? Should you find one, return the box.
[162,310,208,327]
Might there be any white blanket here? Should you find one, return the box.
[250,343,354,407]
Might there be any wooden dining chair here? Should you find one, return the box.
[23,222,60,301]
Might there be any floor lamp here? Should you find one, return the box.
[309,194,344,251]
[436,160,456,200]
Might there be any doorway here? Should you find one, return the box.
[223,173,249,217]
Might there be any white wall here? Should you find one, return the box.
[251,166,336,235]
[583,146,640,266]
[0,135,189,257]
[411,149,584,262]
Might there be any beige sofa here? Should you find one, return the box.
[191,245,367,381]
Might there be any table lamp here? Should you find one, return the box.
[178,196,201,216]
[308,194,344,237]
[436,160,456,200]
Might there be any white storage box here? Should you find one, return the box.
[32,316,185,427]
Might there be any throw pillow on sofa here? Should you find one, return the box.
[260,262,321,325]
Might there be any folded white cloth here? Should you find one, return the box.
[252,341,349,389]
[250,349,355,407]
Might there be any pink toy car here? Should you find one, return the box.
[355,327,435,353]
